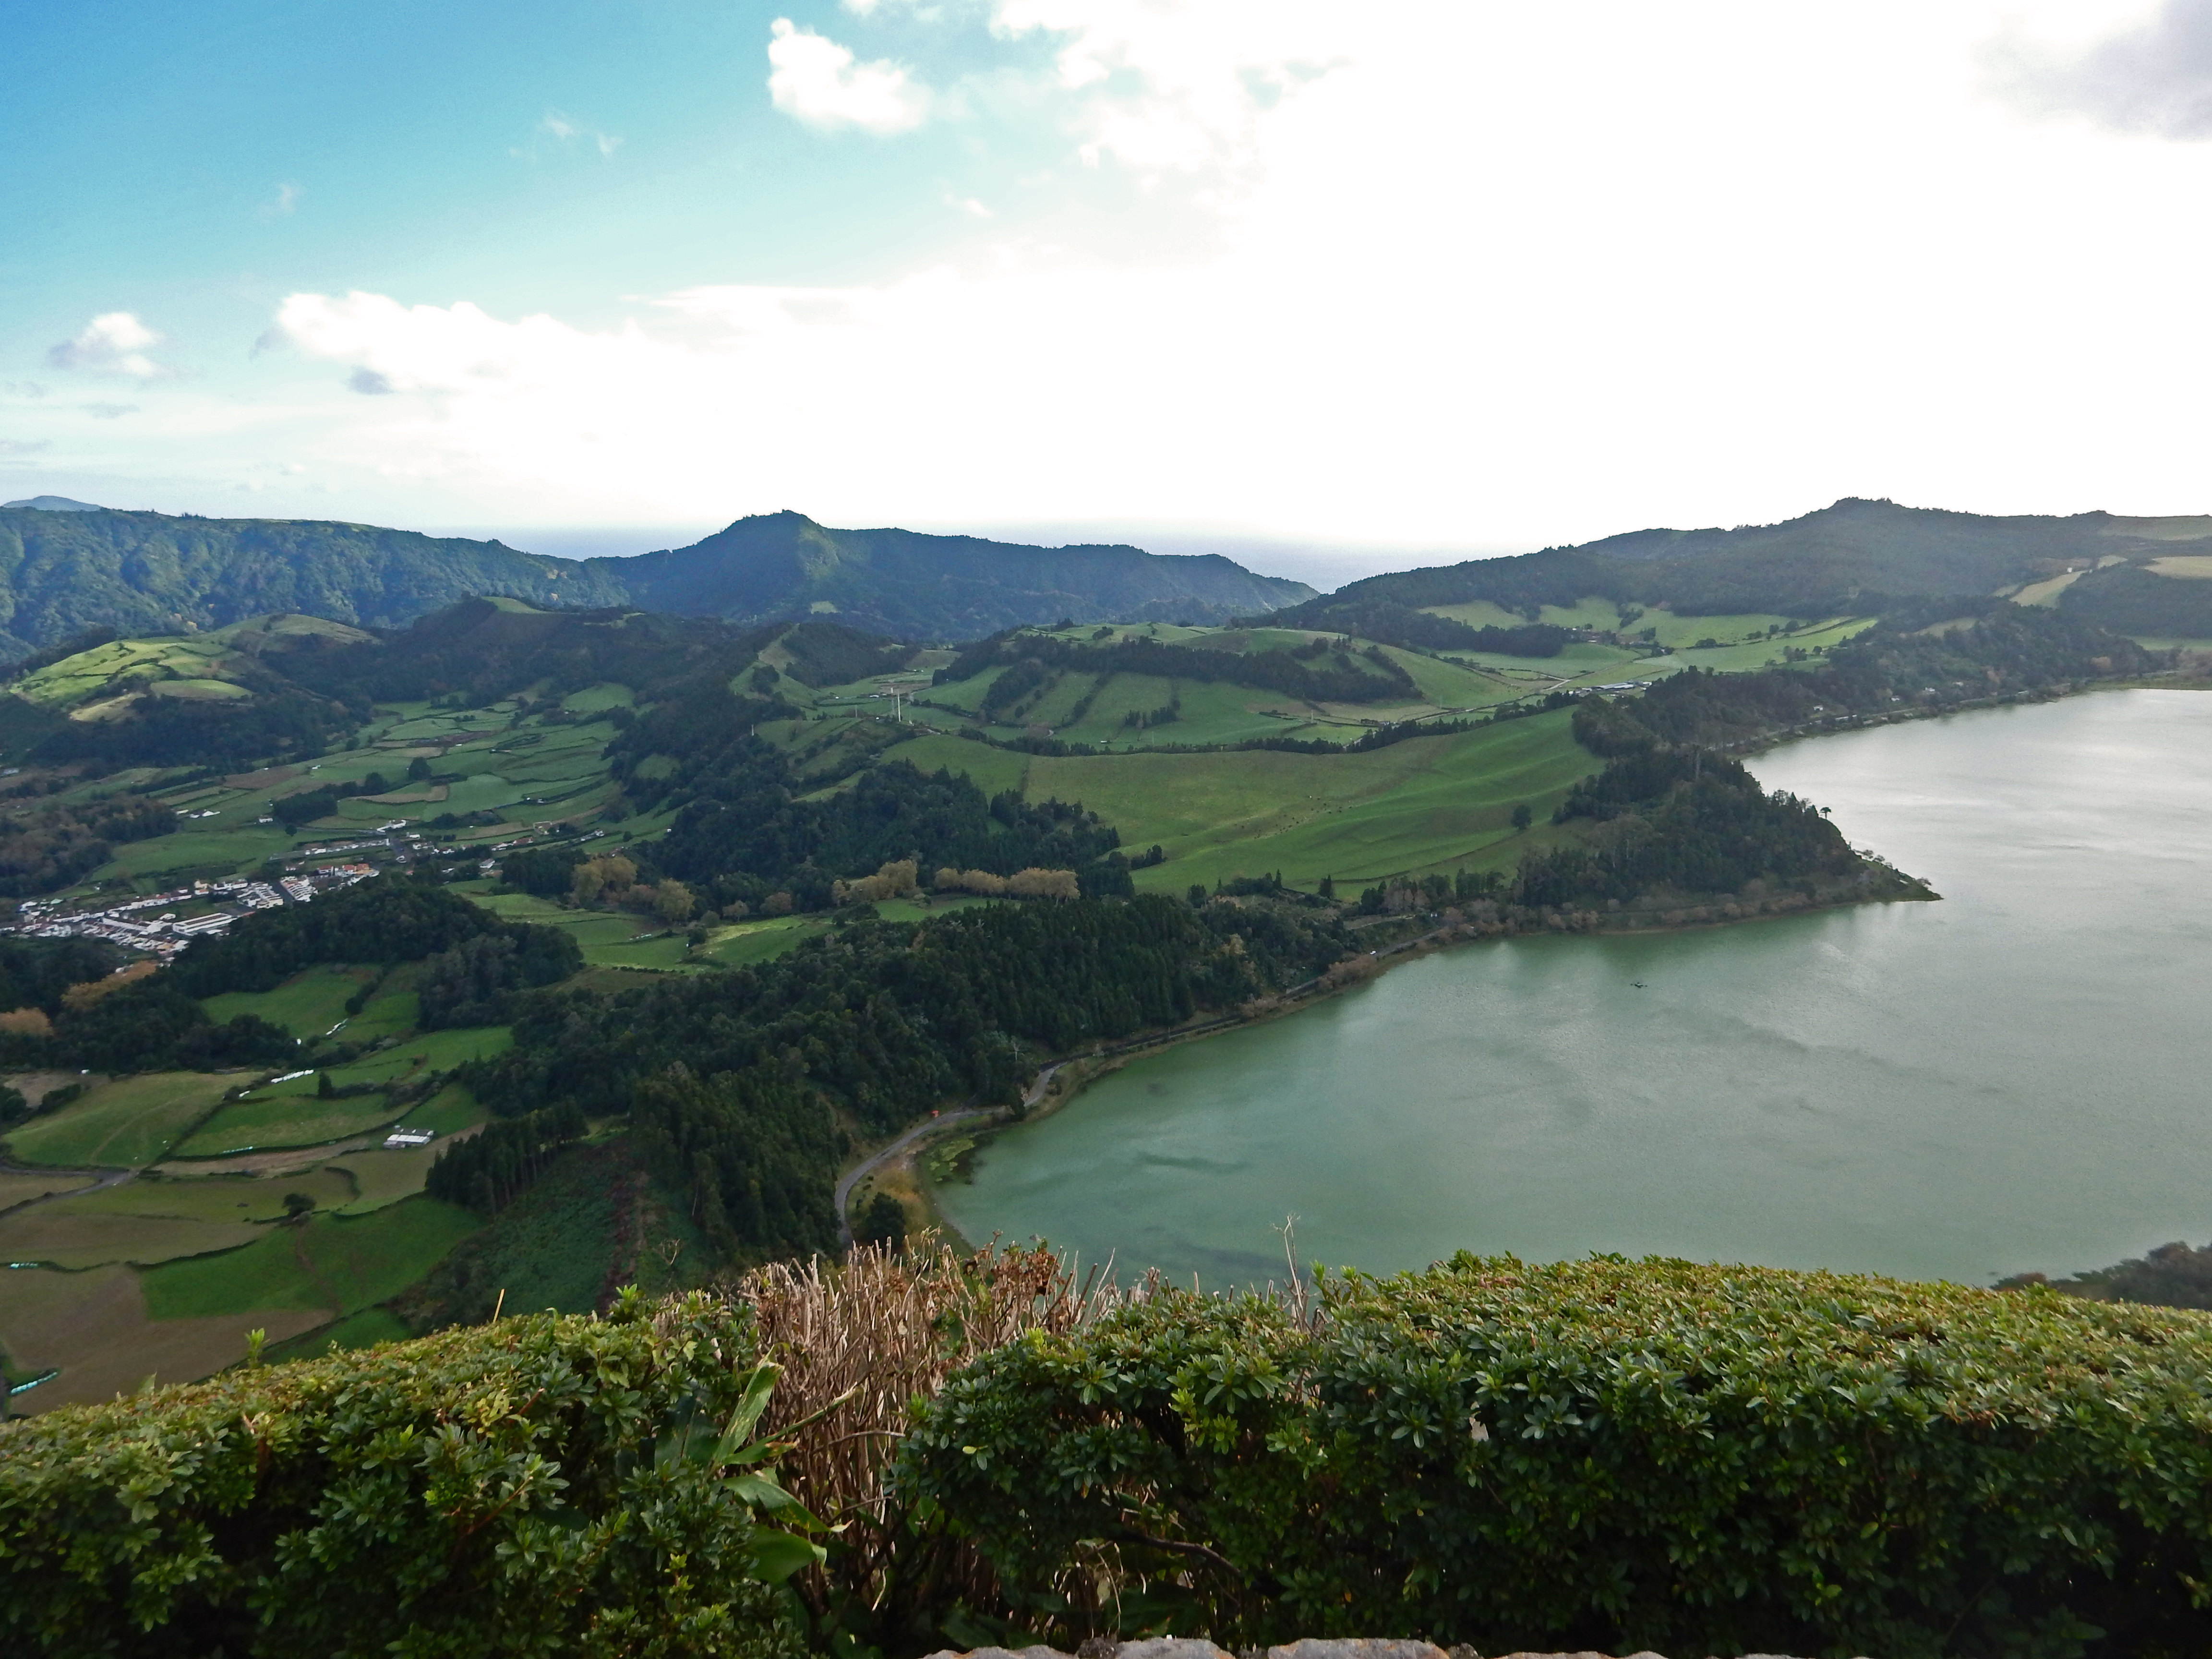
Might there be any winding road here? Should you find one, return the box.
[835,1062,1062,1246]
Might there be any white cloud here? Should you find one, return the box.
[988,0,1343,177]
[47,313,176,379]
[82,402,139,420]
[261,181,303,217]
[767,18,932,133]
[531,110,623,158]
[1982,0,2212,138]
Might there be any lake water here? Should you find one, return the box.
[936,690,2212,1286]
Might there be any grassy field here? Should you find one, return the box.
[0,1165,361,1268]
[171,1093,407,1158]
[203,963,373,1037]
[470,890,703,970]
[0,1169,95,1212]
[395,1082,489,1136]
[1,1071,240,1168]
[141,1195,482,1320]
[1024,709,1595,890]
[238,1026,515,1106]
[330,1135,468,1214]
[0,1262,329,1413]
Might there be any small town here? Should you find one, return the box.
[8,862,378,961]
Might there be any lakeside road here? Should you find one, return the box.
[834,1063,1064,1245]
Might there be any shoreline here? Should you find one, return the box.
[850,880,1936,1244]
[845,676,2212,1242]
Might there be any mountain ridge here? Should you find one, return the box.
[1265,496,2212,634]
[0,506,1314,660]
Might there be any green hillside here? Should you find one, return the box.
[1267,496,2212,641]
[0,503,1313,659]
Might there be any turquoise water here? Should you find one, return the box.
[936,690,2212,1286]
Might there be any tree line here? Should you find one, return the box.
[462,894,1349,1261]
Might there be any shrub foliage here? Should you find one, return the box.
[0,1295,805,1659]
[902,1255,2212,1659]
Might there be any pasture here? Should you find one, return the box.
[1,1071,239,1168]
[1026,709,1595,890]
[203,963,371,1037]
[0,1165,360,1268]
[141,1195,481,1321]
[171,1093,406,1158]
[0,1169,94,1213]
[0,1262,328,1414]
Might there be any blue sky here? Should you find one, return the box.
[7,1,2212,571]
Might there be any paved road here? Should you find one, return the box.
[835,1062,1062,1246]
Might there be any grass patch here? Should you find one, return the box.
[696,914,829,967]
[328,1139,454,1214]
[397,1082,488,1136]
[264,1305,410,1362]
[0,1167,357,1267]
[393,1138,707,1331]
[1024,709,1595,890]
[141,1196,482,1320]
[0,1170,96,1213]
[0,1263,328,1413]
[246,1027,513,1104]
[171,1094,405,1158]
[2,1072,240,1168]
[203,963,373,1038]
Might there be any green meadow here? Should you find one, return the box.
[203,963,372,1037]
[0,1165,361,1268]
[171,1093,407,1159]
[1,1072,239,1168]
[1021,709,1594,890]
[140,1196,482,1320]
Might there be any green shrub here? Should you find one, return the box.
[900,1255,2212,1659]
[0,1293,807,1659]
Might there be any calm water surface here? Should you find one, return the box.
[936,691,2212,1285]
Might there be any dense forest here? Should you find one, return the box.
[0,793,175,897]
[597,676,1133,907]
[459,894,1348,1259]
[170,873,579,998]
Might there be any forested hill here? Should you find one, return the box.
[597,510,1314,637]
[1263,496,2212,627]
[0,504,1312,659]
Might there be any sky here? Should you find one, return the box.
[5,0,2212,580]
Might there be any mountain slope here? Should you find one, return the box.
[0,508,622,656]
[597,510,1312,637]
[1269,497,2212,625]
[0,505,1313,660]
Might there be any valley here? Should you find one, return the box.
[0,494,2204,1414]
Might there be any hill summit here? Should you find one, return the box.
[0,505,1312,658]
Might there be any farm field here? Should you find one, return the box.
[0,1262,328,1413]
[1,1071,240,1168]
[331,1135,472,1213]
[394,1082,490,1136]
[0,1169,95,1212]
[468,891,702,969]
[234,1025,514,1105]
[172,1092,407,1158]
[203,963,372,1037]
[1025,709,1595,890]
[141,1196,482,1321]
[0,1164,361,1268]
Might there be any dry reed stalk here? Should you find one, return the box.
[729,1234,1146,1613]
[727,1227,1321,1633]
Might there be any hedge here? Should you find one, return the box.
[899,1255,2212,1659]
[0,1292,805,1659]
